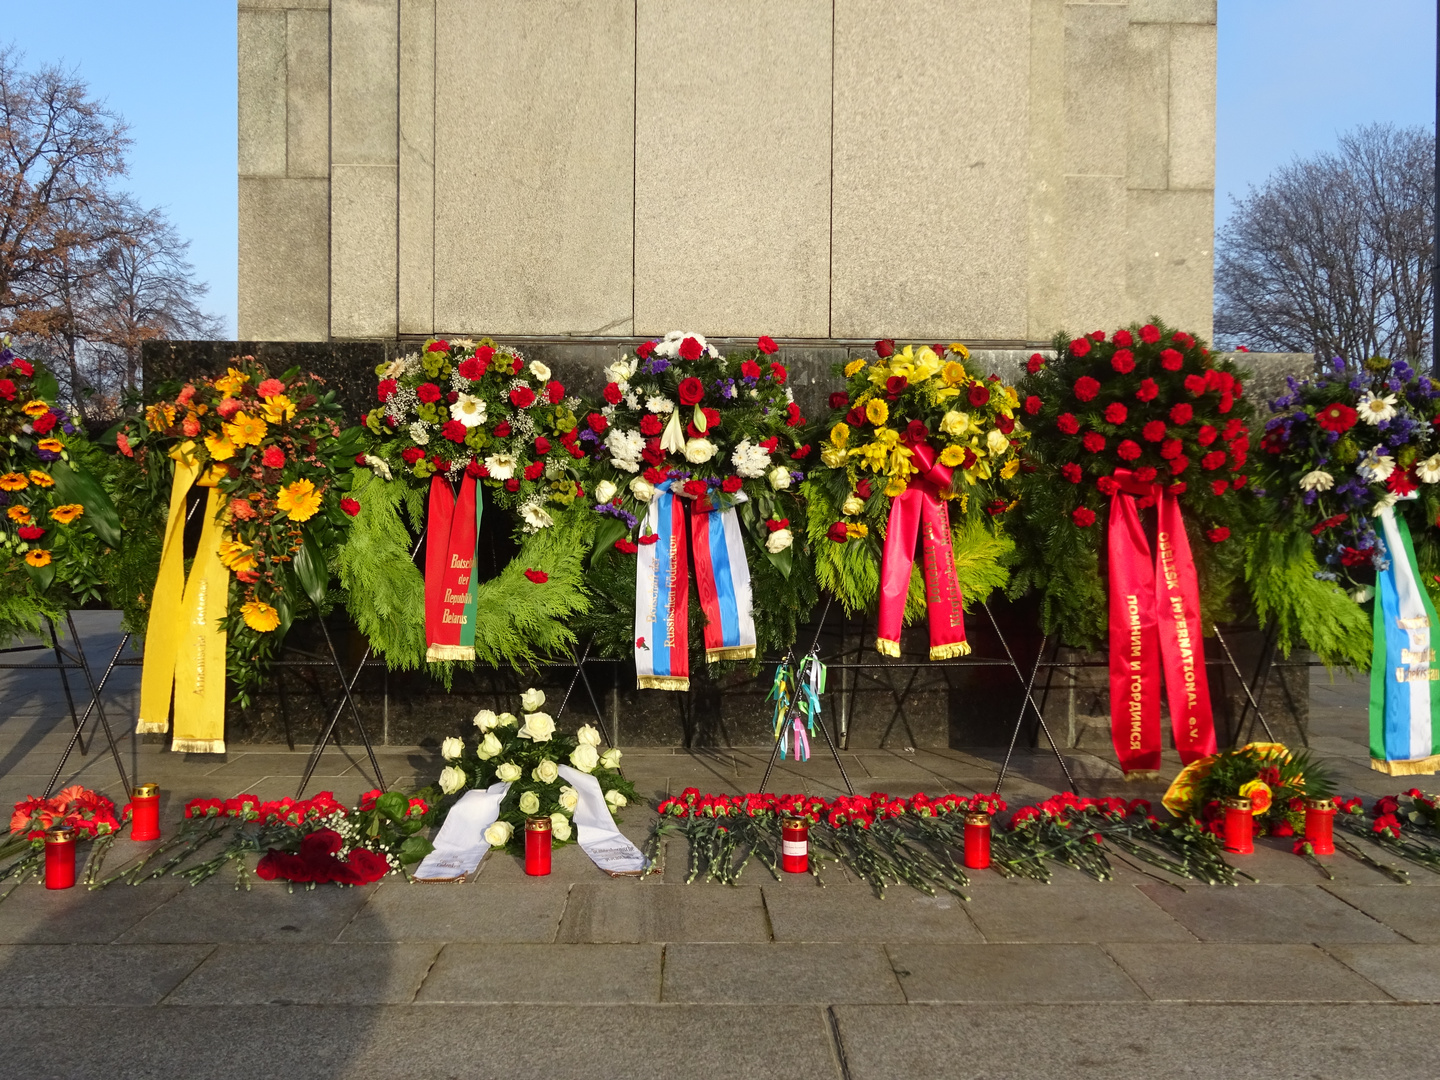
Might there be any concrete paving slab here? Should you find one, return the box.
[0,879,183,943]
[887,942,1145,1002]
[196,751,363,777]
[1214,839,1400,886]
[117,879,376,943]
[1322,884,1440,942]
[1136,882,1405,943]
[1327,944,1440,1000]
[962,883,1194,942]
[165,942,439,1005]
[341,881,569,942]
[556,882,771,943]
[1106,942,1391,1001]
[0,943,211,1005]
[416,943,663,1003]
[664,942,905,1003]
[830,1002,1439,1080]
[474,843,661,886]
[763,884,982,943]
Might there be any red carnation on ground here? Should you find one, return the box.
[1169,455,1190,474]
[637,533,659,545]
[1024,395,1042,415]
[1069,337,1092,357]
[1159,438,1183,459]
[1061,463,1082,484]
[505,478,520,492]
[417,382,441,403]
[1073,376,1100,402]
[17,525,43,540]
[1207,527,1230,543]
[757,336,778,354]
[683,479,707,499]
[1104,402,1127,424]
[256,378,285,399]
[260,445,284,468]
[442,420,467,443]
[546,381,565,404]
[1142,420,1166,442]
[1082,432,1106,453]
[1212,480,1229,496]
[1027,353,1046,374]
[1072,507,1097,527]
[0,380,15,402]
[636,340,655,360]
[467,459,487,478]
[1159,348,1184,371]
[524,569,549,583]
[1057,412,1080,435]
[1184,374,1206,396]
[875,339,895,358]
[1315,402,1358,433]
[827,521,850,543]
[427,340,450,353]
[509,386,536,408]
[1140,324,1161,344]
[740,360,761,379]
[1117,439,1142,461]
[968,384,990,407]
[678,377,705,405]
[472,346,495,366]
[1133,466,1157,483]
[1111,349,1134,374]
[523,461,544,481]
[1169,403,1193,425]
[340,498,361,517]
[604,382,623,405]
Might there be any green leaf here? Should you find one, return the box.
[398,835,434,864]
[32,365,59,403]
[23,561,53,592]
[765,544,793,579]
[50,461,123,547]
[293,533,328,607]
[375,791,408,822]
[590,514,627,563]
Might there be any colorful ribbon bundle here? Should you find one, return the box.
[1105,468,1216,778]
[634,481,757,692]
[1369,497,1440,775]
[768,653,825,761]
[876,440,969,660]
[424,474,484,662]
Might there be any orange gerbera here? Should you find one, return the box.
[241,600,280,632]
[48,504,84,525]
[37,439,63,454]
[7,506,31,523]
[24,549,50,567]
[276,478,321,522]
[261,394,296,425]
[213,366,250,395]
[21,400,48,418]
[204,431,236,462]
[218,538,258,574]
[0,473,28,492]
[224,411,268,448]
[26,470,53,488]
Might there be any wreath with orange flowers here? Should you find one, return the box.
[0,344,122,643]
[120,359,363,703]
[1008,322,1258,646]
[802,340,1024,621]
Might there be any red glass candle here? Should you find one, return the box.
[524,817,552,876]
[130,783,161,842]
[963,811,992,869]
[1304,797,1336,855]
[781,817,809,873]
[44,828,76,890]
[1223,796,1254,854]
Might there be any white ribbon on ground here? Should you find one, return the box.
[558,764,648,875]
[412,780,512,881]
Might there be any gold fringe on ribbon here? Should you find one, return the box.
[134,720,169,734]
[875,637,901,658]
[929,641,972,660]
[1124,770,1162,783]
[171,739,226,755]
[637,675,690,692]
[705,645,756,663]
[1371,755,1440,776]
[425,644,476,662]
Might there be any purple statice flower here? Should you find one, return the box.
[789,470,804,484]
[579,428,598,443]
[640,358,671,376]
[1394,360,1414,382]
[1325,430,1339,444]
[0,491,9,507]
[1348,375,1365,391]
[1301,489,1318,505]
[594,502,638,530]
[715,378,736,401]
[1331,357,1346,374]
[61,421,74,436]
[35,448,60,462]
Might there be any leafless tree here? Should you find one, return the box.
[1215,124,1435,368]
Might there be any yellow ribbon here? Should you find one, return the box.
[136,442,229,753]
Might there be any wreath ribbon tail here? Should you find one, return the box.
[1369,502,1440,774]
[424,474,479,664]
[1154,490,1216,764]
[136,445,200,735]
[170,486,229,754]
[634,483,689,691]
[919,483,968,660]
[1107,483,1162,776]
[690,499,757,664]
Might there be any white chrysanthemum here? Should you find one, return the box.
[408,421,430,446]
[684,438,716,464]
[768,466,793,490]
[766,528,793,554]
[1418,454,1440,484]
[646,396,675,414]
[450,393,487,427]
[520,501,554,532]
[611,456,639,474]
[362,454,393,481]
[604,356,638,384]
[732,439,771,479]
[1298,469,1334,492]
[624,392,641,410]
[529,361,551,382]
[784,387,794,404]
[1357,447,1396,483]
[484,453,517,480]
[1357,391,1398,425]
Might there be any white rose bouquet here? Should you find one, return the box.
[427,688,637,851]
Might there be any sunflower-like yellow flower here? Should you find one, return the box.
[843,358,866,378]
[262,394,296,425]
[21,400,48,418]
[883,476,907,498]
[204,431,236,462]
[1000,457,1021,480]
[864,399,889,426]
[145,403,176,432]
[277,478,322,522]
[846,522,869,539]
[225,411,268,448]
[213,367,250,395]
[218,537,258,574]
[0,473,28,492]
[24,549,50,568]
[37,439,63,454]
[829,422,850,448]
[27,470,53,488]
[941,361,968,387]
[49,504,84,525]
[939,445,967,468]
[7,506,31,523]
[948,343,970,359]
[241,600,280,632]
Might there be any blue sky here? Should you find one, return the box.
[3,1,1436,338]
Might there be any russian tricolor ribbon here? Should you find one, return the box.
[424,473,483,663]
[876,440,969,659]
[1106,468,1216,778]
[635,481,757,692]
[1368,498,1440,775]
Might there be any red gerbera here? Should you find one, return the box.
[1315,402,1358,433]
